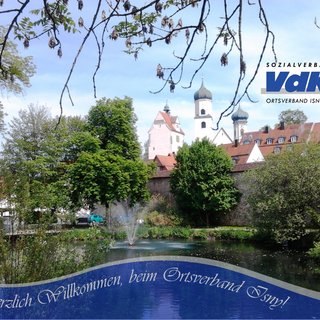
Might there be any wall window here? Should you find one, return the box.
[201,121,206,128]
[274,146,281,154]
[176,135,180,143]
[255,139,262,146]
[278,136,285,144]
[201,109,206,115]
[266,138,273,145]
[290,135,298,143]
[232,157,239,165]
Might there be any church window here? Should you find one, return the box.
[176,135,180,143]
[201,121,206,128]
[201,109,205,115]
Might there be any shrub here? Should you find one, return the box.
[308,241,320,259]
[145,210,182,227]
[215,227,256,241]
[191,229,208,240]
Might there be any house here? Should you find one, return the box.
[148,154,176,197]
[225,120,320,163]
[147,103,185,160]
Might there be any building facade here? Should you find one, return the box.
[147,103,185,160]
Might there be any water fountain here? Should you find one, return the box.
[110,200,145,246]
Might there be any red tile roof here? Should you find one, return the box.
[154,154,177,171]
[220,143,256,165]
[225,122,320,160]
[160,111,185,135]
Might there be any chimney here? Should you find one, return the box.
[280,121,285,130]
[234,139,238,147]
[264,125,269,134]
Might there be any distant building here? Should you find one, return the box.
[231,106,249,143]
[223,106,320,171]
[147,102,185,160]
[193,80,232,145]
[148,154,176,197]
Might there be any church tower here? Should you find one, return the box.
[231,106,249,143]
[194,81,214,141]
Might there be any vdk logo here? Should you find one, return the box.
[266,71,320,93]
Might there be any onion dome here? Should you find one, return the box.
[231,106,249,122]
[194,80,212,101]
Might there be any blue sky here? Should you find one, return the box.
[2,0,320,146]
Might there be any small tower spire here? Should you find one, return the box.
[163,100,170,114]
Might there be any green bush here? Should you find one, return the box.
[308,241,320,259]
[172,227,192,239]
[60,227,111,242]
[145,210,182,227]
[191,229,208,240]
[216,227,255,241]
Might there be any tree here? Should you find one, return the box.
[170,139,239,227]
[245,143,320,244]
[69,96,153,211]
[278,109,307,125]
[87,97,141,159]
[69,151,152,209]
[0,26,36,94]
[1,105,71,222]
[0,1,276,127]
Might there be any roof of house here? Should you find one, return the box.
[159,111,185,135]
[154,154,177,171]
[220,143,257,165]
[222,122,320,162]
[245,122,315,142]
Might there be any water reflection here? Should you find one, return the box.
[107,239,320,291]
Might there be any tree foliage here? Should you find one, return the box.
[245,143,320,244]
[0,1,276,126]
[278,109,308,125]
[69,97,153,209]
[87,97,141,160]
[0,98,152,222]
[0,26,36,94]
[170,138,239,227]
[1,105,70,222]
[69,151,152,208]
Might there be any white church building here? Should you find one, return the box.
[147,81,264,167]
[147,102,185,160]
[193,80,232,145]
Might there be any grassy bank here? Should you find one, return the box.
[113,226,256,242]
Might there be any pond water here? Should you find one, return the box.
[107,239,320,292]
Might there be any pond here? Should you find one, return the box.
[106,239,320,292]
